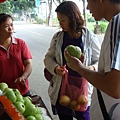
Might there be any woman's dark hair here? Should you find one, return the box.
[55,1,84,33]
[0,13,13,25]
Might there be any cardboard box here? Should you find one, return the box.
[0,95,26,120]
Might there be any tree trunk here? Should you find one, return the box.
[47,0,52,26]
[82,0,87,26]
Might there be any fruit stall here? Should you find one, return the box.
[0,83,52,120]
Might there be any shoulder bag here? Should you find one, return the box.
[97,89,111,120]
[97,89,120,120]
[44,68,53,82]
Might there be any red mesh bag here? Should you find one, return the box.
[59,66,88,111]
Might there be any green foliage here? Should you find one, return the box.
[0,0,35,15]
[86,13,108,33]
[87,21,108,34]
[86,13,95,22]
[52,17,59,27]
[99,21,108,33]
[0,0,13,14]
[13,0,35,12]
[87,16,95,22]
[87,22,95,32]
[34,15,45,24]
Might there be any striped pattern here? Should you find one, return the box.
[110,14,120,69]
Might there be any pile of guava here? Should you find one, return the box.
[0,82,44,120]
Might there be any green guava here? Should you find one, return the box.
[26,115,36,120]
[14,101,25,114]
[34,114,44,120]
[4,88,17,103]
[64,45,82,62]
[0,82,8,91]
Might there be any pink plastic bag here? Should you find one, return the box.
[59,66,88,111]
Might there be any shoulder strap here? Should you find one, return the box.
[97,89,111,120]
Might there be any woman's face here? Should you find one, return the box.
[57,13,70,32]
[0,17,14,38]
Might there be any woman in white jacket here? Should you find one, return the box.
[44,1,101,120]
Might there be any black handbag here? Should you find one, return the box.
[44,68,53,82]
[97,89,111,120]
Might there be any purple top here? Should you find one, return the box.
[62,32,83,77]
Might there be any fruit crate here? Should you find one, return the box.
[0,95,53,120]
[0,102,12,120]
[0,95,26,120]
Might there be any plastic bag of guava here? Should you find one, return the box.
[59,66,88,111]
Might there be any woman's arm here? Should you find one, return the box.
[44,31,63,75]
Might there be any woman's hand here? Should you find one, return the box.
[14,77,27,87]
[55,65,66,76]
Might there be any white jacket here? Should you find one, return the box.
[44,27,101,105]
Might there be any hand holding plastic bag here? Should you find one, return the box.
[59,66,88,111]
